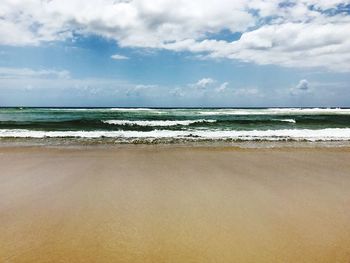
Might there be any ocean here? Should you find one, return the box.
[1,107,350,145]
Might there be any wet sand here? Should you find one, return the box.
[0,146,350,262]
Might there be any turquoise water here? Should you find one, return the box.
[1,107,350,143]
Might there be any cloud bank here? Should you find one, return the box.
[0,0,350,71]
[1,70,349,107]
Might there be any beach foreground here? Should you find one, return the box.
[1,146,350,263]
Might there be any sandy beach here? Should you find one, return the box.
[0,145,350,263]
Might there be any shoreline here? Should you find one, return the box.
[1,138,350,149]
[1,145,350,262]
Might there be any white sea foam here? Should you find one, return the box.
[108,108,155,111]
[199,108,350,116]
[1,128,350,141]
[275,119,296,123]
[47,108,156,112]
[102,119,216,126]
[21,107,350,116]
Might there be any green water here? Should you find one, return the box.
[0,107,350,143]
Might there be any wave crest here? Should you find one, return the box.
[1,128,350,141]
[102,119,216,126]
[199,108,350,116]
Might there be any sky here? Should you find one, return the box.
[0,0,350,107]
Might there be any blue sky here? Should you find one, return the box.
[0,0,350,107]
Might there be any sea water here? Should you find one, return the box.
[1,107,350,145]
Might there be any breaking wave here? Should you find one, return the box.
[199,108,350,116]
[102,119,216,126]
[1,128,350,141]
[275,119,296,123]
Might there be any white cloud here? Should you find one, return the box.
[126,84,157,96]
[296,79,310,90]
[233,87,260,96]
[111,54,129,60]
[1,0,350,71]
[216,82,229,93]
[191,78,215,89]
[290,79,312,95]
[0,67,70,79]
[1,67,349,107]
[180,78,231,96]
[170,87,185,97]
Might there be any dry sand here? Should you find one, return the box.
[0,146,350,263]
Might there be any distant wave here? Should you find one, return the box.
[199,108,350,116]
[275,119,296,123]
[102,119,216,126]
[46,108,158,112]
[1,128,350,141]
[4,107,350,116]
[107,108,163,112]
